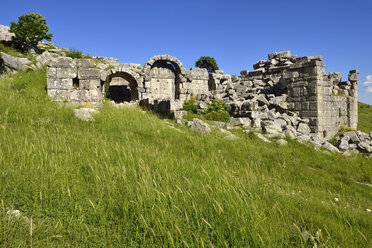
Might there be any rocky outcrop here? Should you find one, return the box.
[0,52,31,71]
[0,25,15,42]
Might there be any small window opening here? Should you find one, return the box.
[73,77,79,89]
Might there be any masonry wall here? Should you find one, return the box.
[46,52,358,138]
[47,57,103,106]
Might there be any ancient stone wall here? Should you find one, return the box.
[47,57,103,106]
[46,51,358,137]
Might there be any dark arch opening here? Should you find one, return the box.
[107,72,138,103]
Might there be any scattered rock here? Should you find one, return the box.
[297,123,311,136]
[322,142,340,153]
[220,128,238,140]
[276,139,288,146]
[73,108,97,121]
[343,131,360,144]
[187,118,211,134]
[337,136,350,151]
[1,52,31,71]
[0,25,15,42]
[255,133,271,143]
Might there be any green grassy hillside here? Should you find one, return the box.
[0,69,371,247]
[359,102,372,133]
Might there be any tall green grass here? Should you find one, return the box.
[359,102,372,133]
[0,69,371,247]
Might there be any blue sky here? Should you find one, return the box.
[2,0,372,104]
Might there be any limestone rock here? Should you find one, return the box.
[358,142,372,153]
[187,118,211,134]
[276,139,288,146]
[297,123,311,136]
[0,25,15,42]
[36,51,60,67]
[255,133,271,143]
[73,108,97,122]
[1,52,31,70]
[322,142,340,153]
[343,131,360,144]
[337,136,350,151]
[220,128,238,140]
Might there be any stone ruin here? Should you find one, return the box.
[47,51,358,139]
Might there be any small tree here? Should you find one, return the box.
[10,12,53,52]
[195,56,219,73]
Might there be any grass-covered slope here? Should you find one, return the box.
[359,102,372,133]
[0,69,371,247]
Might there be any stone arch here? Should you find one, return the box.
[106,66,141,103]
[143,55,186,101]
[144,55,186,75]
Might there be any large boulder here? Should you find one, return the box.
[0,25,15,42]
[73,108,97,122]
[322,142,340,153]
[297,123,311,136]
[187,118,211,134]
[357,142,372,153]
[343,131,360,143]
[255,133,271,143]
[337,136,350,151]
[1,52,31,70]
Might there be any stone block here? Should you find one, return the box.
[49,57,73,68]
[73,59,95,68]
[268,51,291,60]
[89,79,101,90]
[47,67,57,78]
[69,90,80,102]
[57,67,77,79]
[78,68,101,79]
[79,80,90,90]
[47,78,72,90]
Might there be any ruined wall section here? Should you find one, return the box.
[47,57,103,106]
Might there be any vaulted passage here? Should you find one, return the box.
[107,72,138,103]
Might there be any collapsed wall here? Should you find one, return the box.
[208,51,358,138]
[46,51,358,138]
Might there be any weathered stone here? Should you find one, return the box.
[276,139,288,146]
[173,110,187,120]
[357,142,372,153]
[73,59,95,68]
[57,67,77,78]
[268,51,291,60]
[297,123,311,135]
[343,131,360,143]
[78,68,101,79]
[220,128,237,140]
[73,108,97,121]
[1,52,31,70]
[257,94,269,106]
[187,119,211,134]
[229,117,251,127]
[0,25,15,42]
[322,142,340,153]
[337,136,350,151]
[255,133,271,143]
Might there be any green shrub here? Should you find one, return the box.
[195,56,219,73]
[65,48,92,59]
[10,12,53,51]
[183,95,198,113]
[205,99,230,122]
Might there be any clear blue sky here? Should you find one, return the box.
[2,0,372,104]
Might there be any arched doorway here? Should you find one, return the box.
[144,55,186,101]
[107,71,138,103]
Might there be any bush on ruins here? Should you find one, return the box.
[195,56,219,73]
[10,12,53,52]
